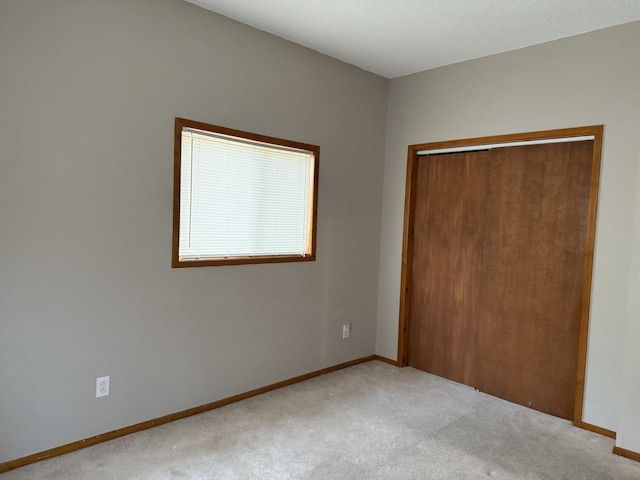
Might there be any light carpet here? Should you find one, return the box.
[2,360,639,479]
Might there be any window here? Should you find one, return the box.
[172,118,319,267]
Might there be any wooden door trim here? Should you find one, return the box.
[573,126,604,427]
[397,125,604,428]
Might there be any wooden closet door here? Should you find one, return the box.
[407,141,593,420]
[474,141,593,419]
[407,152,489,386]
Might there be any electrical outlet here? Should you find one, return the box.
[342,324,351,339]
[96,376,110,398]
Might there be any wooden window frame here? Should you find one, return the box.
[172,118,319,268]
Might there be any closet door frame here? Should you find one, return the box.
[397,125,606,433]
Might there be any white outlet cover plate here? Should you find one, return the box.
[96,376,110,398]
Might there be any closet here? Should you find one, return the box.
[399,127,602,421]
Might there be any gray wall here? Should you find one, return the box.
[0,0,388,462]
[376,22,640,453]
[3,0,640,465]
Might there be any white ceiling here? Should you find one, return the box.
[185,0,640,79]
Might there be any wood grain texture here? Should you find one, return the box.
[474,141,592,419]
[404,129,600,422]
[408,151,489,386]
[397,152,420,365]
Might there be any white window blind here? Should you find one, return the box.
[179,127,315,260]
